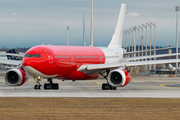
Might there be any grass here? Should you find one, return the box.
[0,98,180,120]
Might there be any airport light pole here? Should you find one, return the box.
[123,31,125,48]
[147,23,151,56]
[67,26,69,46]
[133,27,136,57]
[175,6,180,71]
[136,27,140,57]
[83,14,86,46]
[142,24,147,70]
[91,0,93,46]
[151,22,156,70]
[129,29,134,57]
[125,31,128,51]
[126,30,130,53]
[139,25,143,57]
[124,31,127,50]
[128,29,131,55]
[147,23,152,70]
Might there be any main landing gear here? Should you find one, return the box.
[102,83,117,90]
[44,79,59,90]
[99,70,117,90]
[34,77,59,90]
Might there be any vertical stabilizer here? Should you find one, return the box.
[108,3,126,48]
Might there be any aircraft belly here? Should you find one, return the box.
[24,66,57,78]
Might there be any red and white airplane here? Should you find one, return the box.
[2,3,180,90]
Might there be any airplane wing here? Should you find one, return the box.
[125,53,180,61]
[0,59,22,66]
[0,52,24,57]
[78,59,180,74]
[124,47,173,55]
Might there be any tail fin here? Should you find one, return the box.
[108,3,126,48]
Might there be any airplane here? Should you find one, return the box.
[0,49,23,69]
[168,64,180,74]
[168,64,176,71]
[2,3,180,90]
[6,49,23,60]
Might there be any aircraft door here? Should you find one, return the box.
[45,50,53,63]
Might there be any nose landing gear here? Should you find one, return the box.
[34,76,42,90]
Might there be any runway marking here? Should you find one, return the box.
[160,84,180,88]
[91,80,101,86]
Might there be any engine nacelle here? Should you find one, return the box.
[5,69,29,86]
[107,69,131,87]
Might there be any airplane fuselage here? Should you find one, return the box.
[22,45,124,80]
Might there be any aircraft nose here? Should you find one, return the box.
[22,57,32,69]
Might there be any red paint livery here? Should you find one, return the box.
[22,45,105,80]
[121,69,131,87]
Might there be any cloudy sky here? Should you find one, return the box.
[0,0,180,48]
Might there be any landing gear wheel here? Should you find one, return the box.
[34,84,42,90]
[110,86,117,90]
[102,83,109,90]
[34,77,42,90]
[52,83,59,90]
[44,79,59,90]
[44,83,50,90]
[102,83,117,90]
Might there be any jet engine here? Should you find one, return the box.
[107,69,131,87]
[5,68,29,86]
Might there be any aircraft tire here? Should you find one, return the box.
[102,83,108,90]
[34,84,42,90]
[52,83,59,90]
[110,86,117,90]
[44,83,50,90]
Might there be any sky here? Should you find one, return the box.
[0,0,180,48]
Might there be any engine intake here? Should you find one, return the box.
[5,69,29,86]
[107,69,131,87]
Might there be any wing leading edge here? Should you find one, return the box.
[78,59,180,74]
[125,53,180,61]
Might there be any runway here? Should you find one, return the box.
[0,76,180,98]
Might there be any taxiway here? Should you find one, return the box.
[0,76,180,98]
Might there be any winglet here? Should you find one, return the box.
[108,3,126,48]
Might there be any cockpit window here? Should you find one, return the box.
[25,54,41,58]
[29,54,35,57]
[25,54,29,57]
[36,54,41,58]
